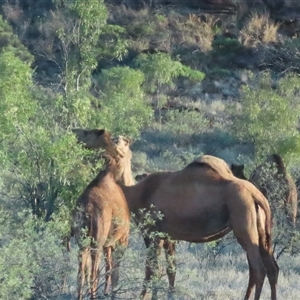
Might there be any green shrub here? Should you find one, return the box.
[229,72,300,164]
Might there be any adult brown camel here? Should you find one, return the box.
[231,154,298,225]
[74,130,279,300]
[126,157,279,300]
[70,131,132,300]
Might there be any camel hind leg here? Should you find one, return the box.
[232,211,266,300]
[257,209,279,300]
[244,255,257,300]
[259,245,278,300]
[163,240,176,296]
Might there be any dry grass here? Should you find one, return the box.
[240,13,280,47]
[110,7,220,55]
[169,13,219,53]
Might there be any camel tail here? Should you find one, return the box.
[253,191,273,250]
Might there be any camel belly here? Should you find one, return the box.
[155,205,231,242]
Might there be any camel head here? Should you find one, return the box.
[112,135,132,158]
[72,128,119,158]
[72,128,135,186]
[135,173,150,182]
[111,135,135,186]
[231,164,247,180]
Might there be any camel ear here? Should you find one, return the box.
[135,173,148,182]
[95,129,106,136]
[120,136,132,146]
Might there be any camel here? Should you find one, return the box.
[125,156,279,300]
[135,173,150,182]
[231,154,298,225]
[74,130,279,300]
[70,130,132,300]
[231,163,247,180]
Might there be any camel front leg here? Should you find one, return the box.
[90,243,101,299]
[140,237,161,300]
[103,247,112,296]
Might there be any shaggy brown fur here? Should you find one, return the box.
[120,156,278,300]
[231,154,298,225]
[71,130,135,299]
[71,156,130,300]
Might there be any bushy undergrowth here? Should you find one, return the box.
[0,207,72,299]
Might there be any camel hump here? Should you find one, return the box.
[267,153,286,175]
[191,155,233,179]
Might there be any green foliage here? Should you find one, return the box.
[48,0,129,128]
[212,36,243,56]
[134,52,205,93]
[163,109,209,135]
[55,0,127,90]
[0,50,36,139]
[229,72,300,163]
[134,53,205,129]
[94,66,153,136]
[0,15,33,63]
[0,208,72,299]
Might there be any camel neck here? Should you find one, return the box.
[119,184,141,213]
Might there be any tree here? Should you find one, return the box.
[134,52,205,129]
[94,66,153,136]
[229,72,300,164]
[36,0,128,128]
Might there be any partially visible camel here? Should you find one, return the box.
[231,163,247,180]
[231,154,298,225]
[135,173,150,182]
[70,130,132,300]
[73,130,278,300]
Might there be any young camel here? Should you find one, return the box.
[70,131,131,300]
[74,130,279,300]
